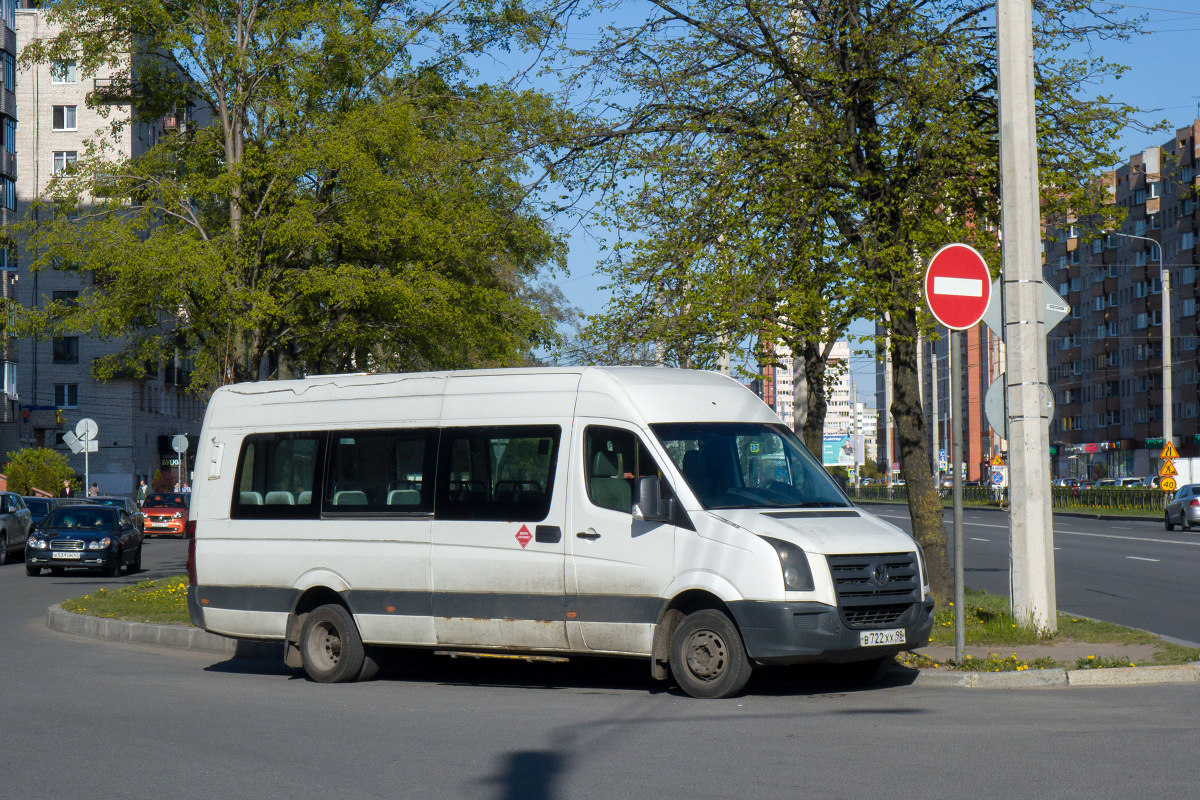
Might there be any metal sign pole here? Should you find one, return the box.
[84,430,90,494]
[951,329,966,662]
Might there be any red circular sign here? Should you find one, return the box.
[924,243,992,330]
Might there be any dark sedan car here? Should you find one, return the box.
[87,496,145,535]
[22,496,65,531]
[24,505,144,577]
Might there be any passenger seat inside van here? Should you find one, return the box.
[591,451,632,511]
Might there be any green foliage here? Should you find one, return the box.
[16,0,572,386]
[4,448,78,496]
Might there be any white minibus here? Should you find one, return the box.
[187,367,933,698]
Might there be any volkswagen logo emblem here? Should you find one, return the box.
[869,562,890,588]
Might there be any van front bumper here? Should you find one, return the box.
[728,599,935,665]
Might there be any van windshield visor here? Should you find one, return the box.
[651,422,850,510]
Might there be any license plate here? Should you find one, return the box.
[859,629,906,647]
[51,551,81,560]
[149,523,168,528]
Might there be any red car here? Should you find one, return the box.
[140,492,189,537]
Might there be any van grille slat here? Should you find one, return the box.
[827,552,921,629]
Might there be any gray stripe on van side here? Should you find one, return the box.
[197,585,665,625]
[196,586,299,614]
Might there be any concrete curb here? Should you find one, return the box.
[47,604,282,660]
[900,662,1200,689]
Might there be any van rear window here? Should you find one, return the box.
[232,433,323,518]
[435,426,560,521]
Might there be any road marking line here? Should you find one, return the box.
[1126,556,1160,562]
[970,537,989,542]
[871,512,1200,548]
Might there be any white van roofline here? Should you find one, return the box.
[207,366,781,429]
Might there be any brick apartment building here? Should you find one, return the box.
[1,3,202,493]
[1046,120,1200,480]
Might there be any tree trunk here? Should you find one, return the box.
[799,339,827,456]
[889,306,953,599]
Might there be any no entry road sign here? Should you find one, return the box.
[924,243,992,330]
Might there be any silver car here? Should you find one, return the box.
[1164,484,1200,531]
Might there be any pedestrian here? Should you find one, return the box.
[181,483,191,494]
[137,477,149,503]
[61,479,73,498]
[88,482,99,497]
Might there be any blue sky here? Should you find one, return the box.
[547,1,1200,398]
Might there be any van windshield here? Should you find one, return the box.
[651,422,850,510]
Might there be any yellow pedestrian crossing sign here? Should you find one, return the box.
[1161,442,1179,459]
[1159,460,1178,477]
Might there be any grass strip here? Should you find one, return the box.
[910,587,1200,671]
[61,574,190,625]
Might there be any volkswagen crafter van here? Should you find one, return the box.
[186,367,933,698]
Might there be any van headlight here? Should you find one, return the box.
[762,537,815,592]
[914,545,929,588]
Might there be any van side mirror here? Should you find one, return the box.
[633,476,673,523]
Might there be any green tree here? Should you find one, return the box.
[17,0,571,386]
[4,448,78,496]
[552,0,1144,597]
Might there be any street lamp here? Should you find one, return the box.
[1108,231,1170,448]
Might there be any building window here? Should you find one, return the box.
[52,290,78,306]
[50,59,77,84]
[3,177,12,211]
[1182,232,1194,251]
[52,105,77,131]
[52,151,77,173]
[54,383,78,409]
[1148,181,1161,198]
[2,117,13,155]
[52,336,78,364]
[3,53,13,93]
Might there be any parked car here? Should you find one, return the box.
[1092,479,1118,489]
[0,492,33,565]
[140,492,189,537]
[1118,478,1144,489]
[24,504,144,577]
[87,496,145,535]
[22,496,65,531]
[1164,484,1200,531]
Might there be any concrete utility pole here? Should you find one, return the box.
[997,0,1056,633]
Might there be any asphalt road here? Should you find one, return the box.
[866,503,1200,644]
[2,534,1199,799]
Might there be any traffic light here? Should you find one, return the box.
[55,408,64,425]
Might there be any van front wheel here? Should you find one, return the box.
[300,604,368,683]
[669,609,753,699]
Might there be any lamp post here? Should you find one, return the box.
[1108,231,1169,448]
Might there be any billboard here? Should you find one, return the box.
[822,434,861,467]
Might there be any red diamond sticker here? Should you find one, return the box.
[515,525,532,548]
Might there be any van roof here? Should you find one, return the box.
[207,367,779,429]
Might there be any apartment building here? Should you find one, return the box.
[1046,120,1200,480]
[4,4,201,493]
[0,1,17,427]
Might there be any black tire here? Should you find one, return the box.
[300,604,368,683]
[127,545,142,575]
[669,609,753,699]
[26,564,40,577]
[0,532,7,566]
[108,548,123,578]
[1165,513,1175,531]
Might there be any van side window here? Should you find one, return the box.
[435,426,560,521]
[232,433,323,518]
[323,429,436,513]
[584,427,669,514]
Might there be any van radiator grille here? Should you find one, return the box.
[826,552,921,629]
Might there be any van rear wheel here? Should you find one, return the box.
[669,609,753,699]
[300,604,368,683]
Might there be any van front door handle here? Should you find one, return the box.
[576,529,601,540]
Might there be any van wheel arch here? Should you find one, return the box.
[651,590,735,681]
[285,586,347,669]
